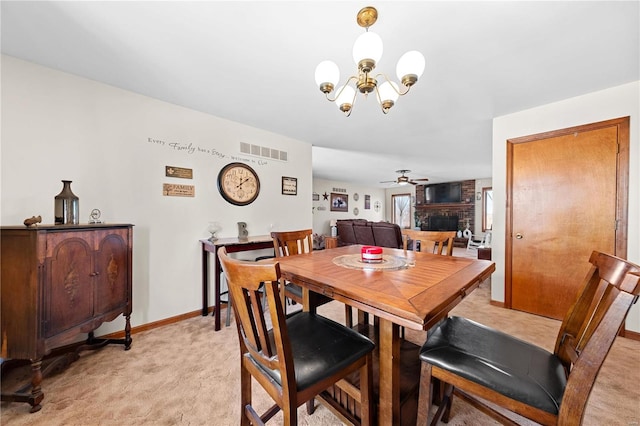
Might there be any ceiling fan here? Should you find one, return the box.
[380,170,429,186]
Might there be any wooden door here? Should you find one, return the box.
[506,117,629,320]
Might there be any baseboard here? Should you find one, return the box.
[621,329,640,341]
[489,299,506,308]
[100,306,215,339]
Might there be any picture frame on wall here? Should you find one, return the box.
[330,193,348,212]
[364,194,371,209]
[281,176,297,195]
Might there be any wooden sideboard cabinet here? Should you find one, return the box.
[1,224,133,412]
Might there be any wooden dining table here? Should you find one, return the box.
[275,244,495,425]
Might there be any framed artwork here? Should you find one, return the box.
[330,193,348,212]
[364,194,371,209]
[281,176,297,195]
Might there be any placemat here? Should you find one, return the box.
[332,253,413,271]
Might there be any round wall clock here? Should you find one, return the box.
[217,162,260,206]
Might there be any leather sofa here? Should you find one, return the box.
[336,219,404,249]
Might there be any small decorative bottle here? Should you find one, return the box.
[54,180,79,225]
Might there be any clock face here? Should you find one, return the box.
[217,162,260,206]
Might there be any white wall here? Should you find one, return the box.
[492,81,640,332]
[1,56,312,334]
[312,178,386,235]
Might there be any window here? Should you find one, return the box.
[392,194,412,229]
[482,187,493,231]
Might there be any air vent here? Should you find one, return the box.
[240,142,288,162]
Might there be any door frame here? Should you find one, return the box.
[505,116,629,308]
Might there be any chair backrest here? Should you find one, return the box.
[271,229,313,257]
[402,229,456,256]
[555,251,640,422]
[217,246,295,387]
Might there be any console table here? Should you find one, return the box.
[200,236,274,331]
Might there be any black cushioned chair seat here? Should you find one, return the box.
[254,312,375,392]
[420,316,567,414]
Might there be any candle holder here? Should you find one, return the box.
[207,222,222,242]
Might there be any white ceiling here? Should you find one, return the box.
[2,1,638,187]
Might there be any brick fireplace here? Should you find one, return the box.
[414,180,475,231]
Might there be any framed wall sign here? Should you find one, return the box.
[282,176,297,195]
[330,193,348,212]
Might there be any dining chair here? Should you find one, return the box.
[218,246,375,426]
[270,229,344,319]
[417,251,640,426]
[402,230,457,256]
[221,255,274,327]
[270,229,314,310]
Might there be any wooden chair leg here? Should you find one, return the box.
[240,362,252,426]
[441,383,454,423]
[283,397,297,426]
[225,295,232,327]
[306,398,315,415]
[360,354,374,426]
[417,362,433,426]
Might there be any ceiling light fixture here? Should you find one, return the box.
[314,6,425,116]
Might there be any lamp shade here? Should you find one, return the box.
[335,85,356,107]
[396,50,425,80]
[314,60,340,86]
[352,31,383,64]
[378,81,400,103]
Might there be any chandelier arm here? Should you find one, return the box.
[376,73,411,96]
[324,75,359,102]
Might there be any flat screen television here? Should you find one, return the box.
[424,182,462,204]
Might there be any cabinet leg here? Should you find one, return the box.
[0,358,45,412]
[124,314,132,350]
[28,359,44,413]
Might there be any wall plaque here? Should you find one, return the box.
[282,176,297,195]
[165,166,193,179]
[163,183,195,197]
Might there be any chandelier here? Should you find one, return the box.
[314,6,425,116]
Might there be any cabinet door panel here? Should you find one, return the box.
[95,229,130,315]
[45,235,94,337]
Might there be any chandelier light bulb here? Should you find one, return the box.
[335,85,355,109]
[352,31,383,65]
[396,50,425,86]
[315,60,340,93]
[378,81,400,103]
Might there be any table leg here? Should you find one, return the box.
[378,318,401,425]
[214,246,222,331]
[201,243,209,316]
